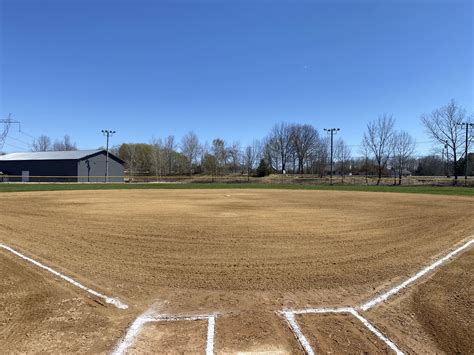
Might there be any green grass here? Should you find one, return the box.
[0,182,472,196]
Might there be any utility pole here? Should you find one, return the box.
[324,128,340,185]
[457,122,473,181]
[101,130,116,183]
[0,113,21,151]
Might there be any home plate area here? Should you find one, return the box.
[113,239,472,354]
[113,308,400,354]
[1,236,472,354]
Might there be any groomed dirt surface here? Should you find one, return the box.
[0,189,472,353]
[367,248,473,354]
[130,320,208,354]
[0,251,122,353]
[297,313,390,353]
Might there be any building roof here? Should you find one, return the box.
[0,149,109,161]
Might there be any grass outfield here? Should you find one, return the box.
[0,182,473,196]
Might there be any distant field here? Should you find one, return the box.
[0,182,473,196]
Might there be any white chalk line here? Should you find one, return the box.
[207,314,216,355]
[281,238,474,354]
[281,311,314,355]
[0,243,128,310]
[111,310,153,355]
[360,238,474,311]
[349,309,403,355]
[112,309,217,355]
[280,308,403,355]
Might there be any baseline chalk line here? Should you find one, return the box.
[0,243,128,310]
[360,238,474,311]
[112,309,217,355]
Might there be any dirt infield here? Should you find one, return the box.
[0,251,121,353]
[369,249,473,354]
[0,189,472,353]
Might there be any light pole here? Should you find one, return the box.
[457,122,473,181]
[101,130,116,183]
[324,128,340,185]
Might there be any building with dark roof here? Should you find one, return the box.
[0,150,124,182]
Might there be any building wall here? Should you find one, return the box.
[0,160,78,182]
[77,153,124,183]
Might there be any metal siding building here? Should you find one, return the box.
[0,150,124,182]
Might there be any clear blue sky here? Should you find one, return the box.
[1,0,472,155]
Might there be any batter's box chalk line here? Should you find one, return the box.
[281,238,473,355]
[111,309,217,355]
[0,243,128,310]
[280,307,403,355]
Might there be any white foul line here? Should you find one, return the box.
[0,243,128,310]
[112,310,217,355]
[360,238,474,311]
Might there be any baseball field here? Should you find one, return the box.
[0,187,472,354]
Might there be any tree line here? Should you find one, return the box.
[29,100,472,184]
[31,135,77,152]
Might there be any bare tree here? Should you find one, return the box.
[163,135,176,175]
[181,132,201,176]
[150,136,162,178]
[52,135,77,151]
[392,131,416,185]
[358,143,373,185]
[109,144,120,157]
[228,141,242,173]
[121,143,138,180]
[244,140,260,182]
[421,100,470,183]
[334,138,352,183]
[362,114,395,185]
[268,122,293,174]
[212,138,227,174]
[31,135,52,151]
[311,137,329,177]
[201,143,218,181]
[291,124,319,174]
[263,136,279,172]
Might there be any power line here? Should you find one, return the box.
[347,140,434,148]
[6,135,31,146]
[19,130,36,139]
[3,142,27,151]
